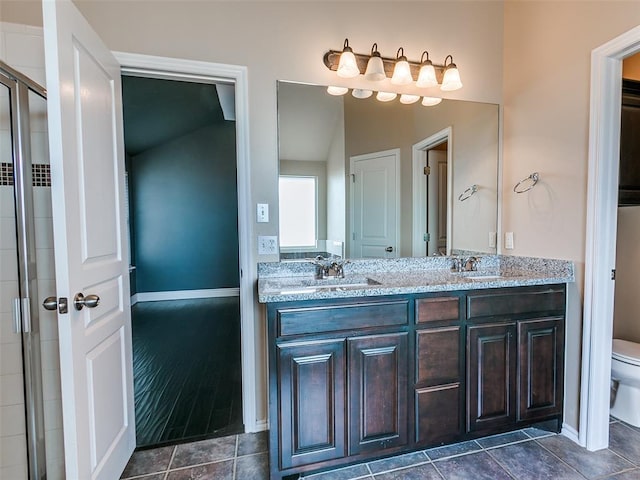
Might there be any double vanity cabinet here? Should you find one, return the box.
[262,270,569,480]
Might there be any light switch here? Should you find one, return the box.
[257,203,269,223]
[505,232,514,250]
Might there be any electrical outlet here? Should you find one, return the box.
[257,203,269,223]
[505,232,514,250]
[258,235,278,255]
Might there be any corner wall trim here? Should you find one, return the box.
[132,288,240,304]
[562,423,580,444]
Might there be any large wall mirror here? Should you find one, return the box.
[277,81,499,260]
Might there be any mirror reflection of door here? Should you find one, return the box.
[350,149,400,258]
[426,143,448,256]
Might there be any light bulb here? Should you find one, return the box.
[441,55,463,91]
[416,52,438,88]
[391,47,413,85]
[352,89,373,99]
[400,94,420,104]
[337,39,360,78]
[421,96,442,106]
[326,85,348,96]
[364,43,386,82]
[376,91,397,102]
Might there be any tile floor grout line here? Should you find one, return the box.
[532,437,592,479]
[166,444,178,472]
[165,456,236,474]
[483,448,525,480]
[427,456,447,480]
[232,434,239,480]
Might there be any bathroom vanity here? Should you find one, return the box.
[259,256,573,480]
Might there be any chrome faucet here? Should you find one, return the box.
[463,256,479,272]
[314,256,349,279]
[451,256,480,273]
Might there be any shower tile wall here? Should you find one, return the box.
[0,22,65,479]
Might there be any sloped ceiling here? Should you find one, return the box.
[122,75,227,156]
[277,82,343,162]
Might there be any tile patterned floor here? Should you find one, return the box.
[121,420,640,480]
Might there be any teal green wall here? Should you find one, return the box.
[129,122,239,293]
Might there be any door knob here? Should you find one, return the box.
[43,296,68,314]
[385,246,394,252]
[73,293,100,311]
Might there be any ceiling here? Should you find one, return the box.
[277,82,343,162]
[122,75,233,156]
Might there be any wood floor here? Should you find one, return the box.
[131,297,243,447]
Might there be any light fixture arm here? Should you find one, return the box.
[323,49,452,83]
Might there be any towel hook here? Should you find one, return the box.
[513,172,539,193]
[458,184,478,202]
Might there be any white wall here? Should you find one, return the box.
[502,2,640,430]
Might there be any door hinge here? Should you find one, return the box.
[423,233,431,242]
[611,269,616,280]
[423,166,431,175]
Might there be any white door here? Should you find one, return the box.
[350,149,400,258]
[43,1,135,479]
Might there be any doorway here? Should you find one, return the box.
[412,128,453,257]
[582,25,640,450]
[121,74,243,447]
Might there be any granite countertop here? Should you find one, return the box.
[258,255,575,303]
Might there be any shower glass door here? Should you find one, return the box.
[0,60,61,480]
[0,72,29,480]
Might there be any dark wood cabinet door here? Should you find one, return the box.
[518,317,564,421]
[416,326,461,386]
[415,383,461,445]
[348,333,408,455]
[467,323,517,433]
[278,339,346,469]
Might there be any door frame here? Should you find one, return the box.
[113,52,260,432]
[411,127,453,257]
[581,25,640,450]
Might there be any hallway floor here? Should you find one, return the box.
[132,297,243,447]
[120,419,640,479]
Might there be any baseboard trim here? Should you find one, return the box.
[562,422,581,445]
[131,288,240,304]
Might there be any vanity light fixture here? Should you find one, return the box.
[421,96,443,106]
[352,88,373,99]
[323,40,464,92]
[326,85,349,96]
[364,43,386,82]
[391,48,413,85]
[441,55,463,91]
[416,51,438,88]
[400,94,420,104]
[376,91,397,102]
[336,39,360,78]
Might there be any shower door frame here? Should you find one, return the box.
[0,60,49,480]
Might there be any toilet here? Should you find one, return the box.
[611,338,640,427]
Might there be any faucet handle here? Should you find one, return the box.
[464,256,479,271]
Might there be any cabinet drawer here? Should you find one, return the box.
[415,296,459,324]
[277,300,409,337]
[467,286,564,320]
[416,327,460,386]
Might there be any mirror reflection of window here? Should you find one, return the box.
[279,175,317,247]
